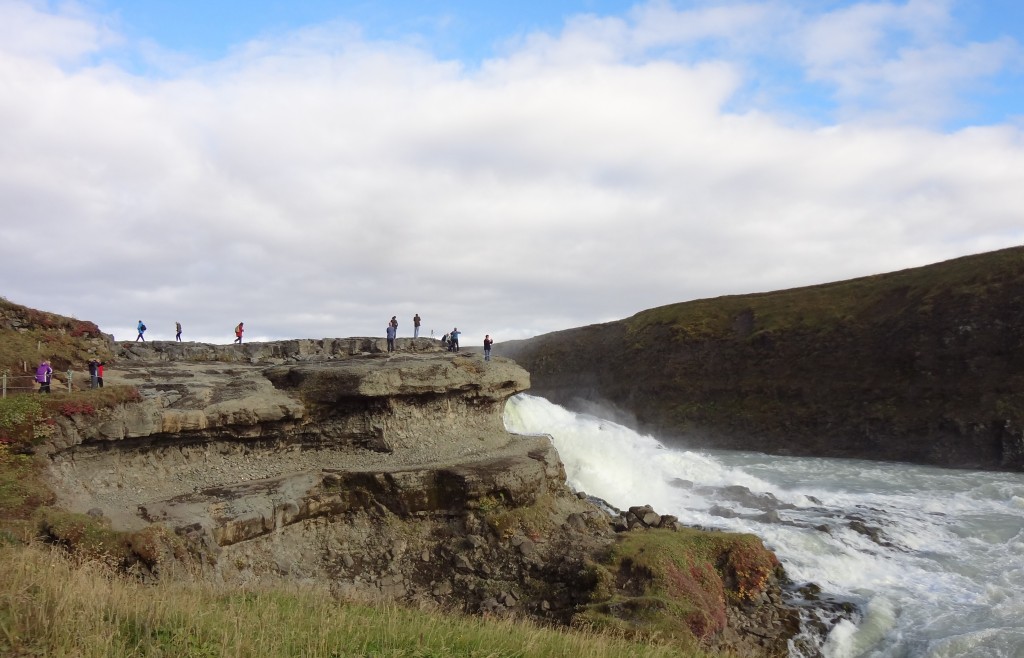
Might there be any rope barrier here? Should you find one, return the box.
[1,371,74,398]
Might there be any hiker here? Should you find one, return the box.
[441,333,450,351]
[386,323,397,352]
[88,358,102,388]
[450,328,460,352]
[97,361,105,388]
[136,320,146,342]
[483,335,493,361]
[175,321,182,342]
[234,322,244,344]
[390,316,398,331]
[413,313,421,338]
[35,360,52,394]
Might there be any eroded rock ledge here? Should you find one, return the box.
[38,339,830,657]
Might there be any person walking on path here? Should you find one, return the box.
[234,322,244,344]
[413,314,421,338]
[35,360,52,394]
[450,328,460,352]
[175,321,182,341]
[88,358,103,388]
[386,323,397,353]
[136,321,146,342]
[97,361,105,388]
[483,335,493,361]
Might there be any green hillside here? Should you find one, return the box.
[502,247,1024,471]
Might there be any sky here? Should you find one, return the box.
[1,0,1022,345]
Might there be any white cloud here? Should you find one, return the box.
[0,0,117,63]
[799,0,1020,124]
[0,0,1022,348]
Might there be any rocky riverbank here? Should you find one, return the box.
[32,338,838,656]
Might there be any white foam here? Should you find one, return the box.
[504,394,1024,656]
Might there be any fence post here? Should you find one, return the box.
[2,372,6,399]
[67,370,73,393]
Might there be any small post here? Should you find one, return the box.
[2,372,6,399]
[67,370,73,393]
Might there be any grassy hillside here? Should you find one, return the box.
[1,543,713,658]
[502,247,1024,471]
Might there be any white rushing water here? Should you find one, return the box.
[503,394,1024,658]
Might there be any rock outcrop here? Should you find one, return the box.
[33,339,828,657]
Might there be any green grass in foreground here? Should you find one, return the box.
[0,544,719,658]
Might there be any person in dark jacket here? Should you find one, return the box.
[483,335,493,361]
[386,323,397,352]
[88,358,103,388]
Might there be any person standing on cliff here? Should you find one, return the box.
[175,321,182,342]
[483,335,493,361]
[234,322,244,344]
[136,320,146,342]
[35,360,52,394]
[450,328,460,352]
[88,358,101,388]
[413,313,421,338]
[386,323,397,352]
[97,361,105,388]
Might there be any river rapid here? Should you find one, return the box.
[503,394,1024,658]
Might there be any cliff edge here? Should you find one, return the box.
[22,337,827,657]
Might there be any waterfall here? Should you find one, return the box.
[504,394,1024,657]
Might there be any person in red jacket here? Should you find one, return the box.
[234,322,244,344]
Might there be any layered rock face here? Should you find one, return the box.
[38,339,819,657]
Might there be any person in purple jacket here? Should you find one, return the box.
[35,360,52,394]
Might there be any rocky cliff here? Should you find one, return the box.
[26,337,831,657]
[499,247,1024,471]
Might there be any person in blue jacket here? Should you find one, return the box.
[386,323,397,352]
[136,320,146,342]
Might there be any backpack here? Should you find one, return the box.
[140,324,146,332]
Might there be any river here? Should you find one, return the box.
[503,394,1024,657]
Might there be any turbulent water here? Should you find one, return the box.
[503,394,1024,658]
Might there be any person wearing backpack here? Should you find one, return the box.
[136,321,146,342]
[234,322,244,344]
